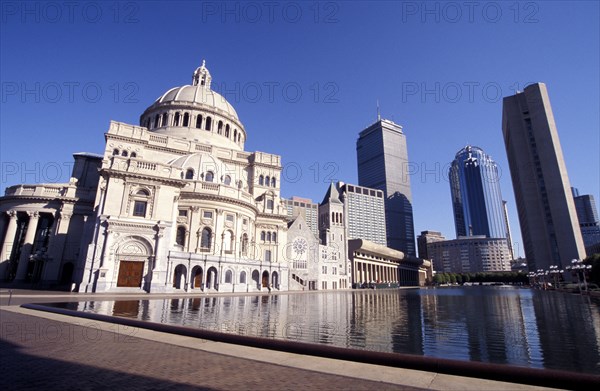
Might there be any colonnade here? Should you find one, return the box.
[353,260,399,284]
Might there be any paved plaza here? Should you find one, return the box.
[0,289,564,390]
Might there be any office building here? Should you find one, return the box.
[427,236,512,273]
[502,83,586,270]
[417,230,446,260]
[572,188,600,249]
[282,196,319,237]
[338,182,387,246]
[356,119,415,256]
[449,145,507,239]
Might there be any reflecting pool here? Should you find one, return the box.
[68,286,600,374]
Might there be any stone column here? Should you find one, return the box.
[15,212,40,281]
[0,211,19,279]
[42,211,71,282]
[150,225,167,293]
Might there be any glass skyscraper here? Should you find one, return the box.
[449,145,507,239]
[356,119,415,256]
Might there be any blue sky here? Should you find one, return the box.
[1,1,599,258]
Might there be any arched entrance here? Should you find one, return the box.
[173,264,187,289]
[206,266,218,290]
[115,236,153,291]
[191,266,203,290]
[262,270,269,288]
[252,270,260,289]
[271,271,279,289]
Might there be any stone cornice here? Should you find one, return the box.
[102,169,187,188]
[0,195,87,205]
[105,133,147,145]
[179,192,259,214]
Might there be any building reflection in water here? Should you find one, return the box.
[75,287,600,374]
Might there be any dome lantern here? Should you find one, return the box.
[192,60,212,89]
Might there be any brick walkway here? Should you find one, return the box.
[0,310,423,391]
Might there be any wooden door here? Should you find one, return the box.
[194,271,203,288]
[117,261,144,287]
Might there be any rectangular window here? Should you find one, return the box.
[133,201,147,217]
[203,211,213,219]
[265,250,272,262]
[226,214,234,223]
[178,209,188,217]
[322,266,327,274]
[322,281,327,290]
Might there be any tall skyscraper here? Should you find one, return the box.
[502,83,586,271]
[571,187,600,248]
[449,145,507,239]
[356,119,415,256]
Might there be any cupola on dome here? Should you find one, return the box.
[140,61,246,151]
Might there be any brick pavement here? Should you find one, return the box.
[0,310,424,391]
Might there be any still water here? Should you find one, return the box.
[72,286,600,374]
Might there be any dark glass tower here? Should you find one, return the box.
[449,145,507,239]
[356,119,415,256]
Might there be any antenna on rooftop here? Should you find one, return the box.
[377,99,381,121]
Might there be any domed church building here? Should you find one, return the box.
[0,62,290,293]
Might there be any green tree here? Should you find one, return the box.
[449,273,457,284]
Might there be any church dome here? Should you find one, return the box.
[140,61,246,151]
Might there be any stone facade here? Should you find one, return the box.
[1,63,290,293]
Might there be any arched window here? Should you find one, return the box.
[205,116,212,131]
[183,112,190,127]
[234,129,237,141]
[225,124,230,136]
[161,113,168,127]
[200,228,212,249]
[272,232,277,243]
[271,177,276,187]
[176,226,186,246]
[218,121,223,134]
[205,171,214,182]
[259,175,264,186]
[185,169,194,180]
[223,175,231,186]
[130,152,137,158]
[174,112,181,126]
[136,189,150,196]
[154,114,159,128]
[265,176,270,186]
[112,149,119,156]
[225,270,233,283]
[196,115,202,128]
[260,231,266,241]
[267,232,272,242]
[122,150,128,157]
[331,212,334,222]
[239,271,247,284]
